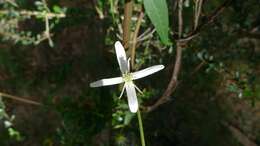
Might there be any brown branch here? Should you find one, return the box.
[145,0,233,112]
[142,55,206,112]
[145,0,184,112]
[178,0,233,42]
[123,0,134,49]
[131,11,144,68]
[0,92,42,106]
[223,122,258,146]
[190,60,206,76]
[145,43,183,112]
[178,0,184,37]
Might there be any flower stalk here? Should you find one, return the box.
[137,110,146,146]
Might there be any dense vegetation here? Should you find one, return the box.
[0,0,259,146]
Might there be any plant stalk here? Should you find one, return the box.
[137,110,146,146]
[131,11,144,68]
[0,92,42,106]
[122,1,145,145]
[123,0,133,49]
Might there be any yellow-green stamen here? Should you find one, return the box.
[122,73,133,83]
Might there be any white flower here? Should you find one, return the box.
[90,41,164,113]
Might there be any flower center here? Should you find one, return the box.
[122,72,133,83]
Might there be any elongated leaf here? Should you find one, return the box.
[144,0,171,45]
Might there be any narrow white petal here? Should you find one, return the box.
[127,58,131,71]
[90,77,123,87]
[131,65,165,80]
[125,82,138,113]
[115,41,128,73]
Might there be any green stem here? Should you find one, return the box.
[137,110,146,146]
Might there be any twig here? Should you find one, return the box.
[178,0,184,37]
[123,0,134,49]
[223,122,258,146]
[190,60,206,76]
[131,11,144,68]
[194,0,203,29]
[143,59,206,112]
[137,28,156,42]
[145,0,184,112]
[0,92,42,106]
[178,0,233,42]
[145,43,183,112]
[0,10,66,18]
[137,28,152,40]
[44,15,54,47]
[34,32,54,45]
[20,10,65,18]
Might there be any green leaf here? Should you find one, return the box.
[53,5,62,13]
[144,0,171,45]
